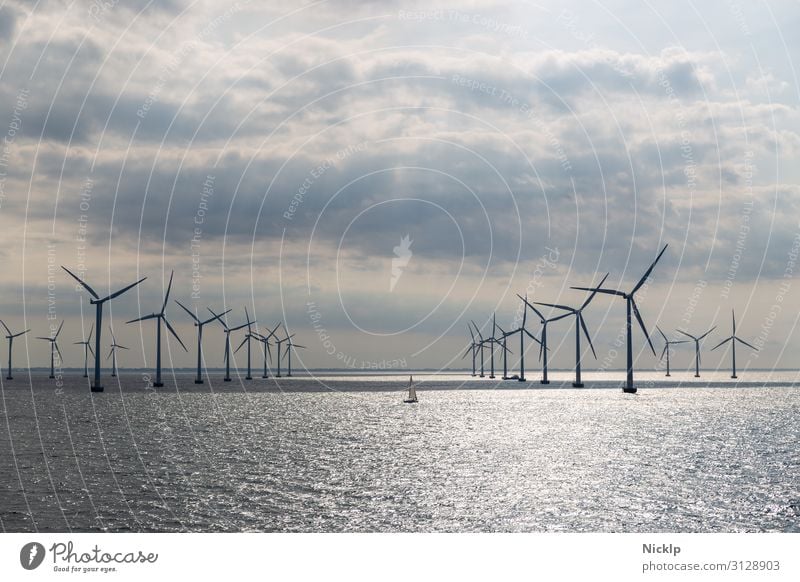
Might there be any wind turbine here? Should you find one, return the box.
[499,298,542,381]
[494,322,520,380]
[0,320,29,380]
[470,321,486,377]
[36,320,64,379]
[176,301,230,384]
[536,273,608,387]
[676,326,716,378]
[571,244,668,393]
[656,326,688,377]
[209,308,251,382]
[254,323,281,378]
[710,309,758,379]
[232,308,257,380]
[283,337,306,377]
[73,324,95,378]
[517,295,570,384]
[126,271,187,388]
[275,331,294,378]
[61,266,146,392]
[108,329,128,377]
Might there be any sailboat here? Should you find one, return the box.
[403,375,418,403]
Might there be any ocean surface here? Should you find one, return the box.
[1,371,798,532]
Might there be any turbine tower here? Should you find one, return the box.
[710,309,758,379]
[209,308,250,382]
[275,331,294,378]
[656,326,688,377]
[518,295,570,384]
[463,324,477,376]
[62,266,146,392]
[535,274,607,387]
[36,320,64,379]
[232,308,257,380]
[1,320,29,380]
[676,326,716,378]
[126,271,187,388]
[108,329,128,377]
[571,244,668,393]
[73,324,95,378]
[176,301,230,384]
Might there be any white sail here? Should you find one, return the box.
[408,384,417,400]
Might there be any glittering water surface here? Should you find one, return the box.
[1,373,798,532]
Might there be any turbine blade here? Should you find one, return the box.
[107,349,114,360]
[229,322,249,332]
[54,342,64,363]
[570,286,625,297]
[578,314,597,359]
[710,337,732,351]
[632,243,668,294]
[656,325,668,343]
[164,318,187,351]
[698,326,717,341]
[523,328,542,345]
[580,273,609,310]
[234,336,248,354]
[676,329,696,341]
[0,320,10,335]
[735,337,758,351]
[126,314,158,324]
[517,294,545,321]
[61,266,99,299]
[56,320,64,338]
[533,301,575,312]
[88,345,95,357]
[293,345,306,349]
[470,320,484,341]
[175,299,200,323]
[462,345,472,359]
[548,312,573,323]
[631,299,655,356]
[660,344,668,361]
[103,277,147,302]
[161,271,174,314]
[118,345,129,350]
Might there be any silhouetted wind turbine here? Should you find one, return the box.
[254,323,281,378]
[656,326,688,377]
[536,274,608,387]
[126,271,187,388]
[176,301,230,384]
[62,266,146,392]
[677,326,716,378]
[571,244,668,393]
[501,297,542,381]
[1,320,29,380]
[470,321,486,377]
[73,324,95,378]
[518,296,569,384]
[275,331,294,378]
[232,308,257,380]
[209,308,250,382]
[37,320,64,379]
[108,329,128,377]
[283,337,306,377]
[711,309,757,378]
[494,322,519,380]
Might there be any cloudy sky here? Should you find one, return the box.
[0,0,798,373]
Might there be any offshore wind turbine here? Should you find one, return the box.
[462,324,478,376]
[710,309,758,379]
[677,326,716,378]
[283,337,306,377]
[73,324,95,378]
[209,308,250,382]
[62,266,146,392]
[501,297,542,381]
[656,326,688,377]
[107,329,128,377]
[482,313,509,379]
[255,323,281,378]
[1,320,29,380]
[494,322,524,380]
[571,244,668,393]
[175,301,230,384]
[518,295,570,384]
[126,271,187,388]
[536,274,608,387]
[274,331,294,378]
[36,320,64,379]
[470,321,486,377]
[232,308,257,380]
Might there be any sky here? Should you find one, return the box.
[0,0,798,373]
